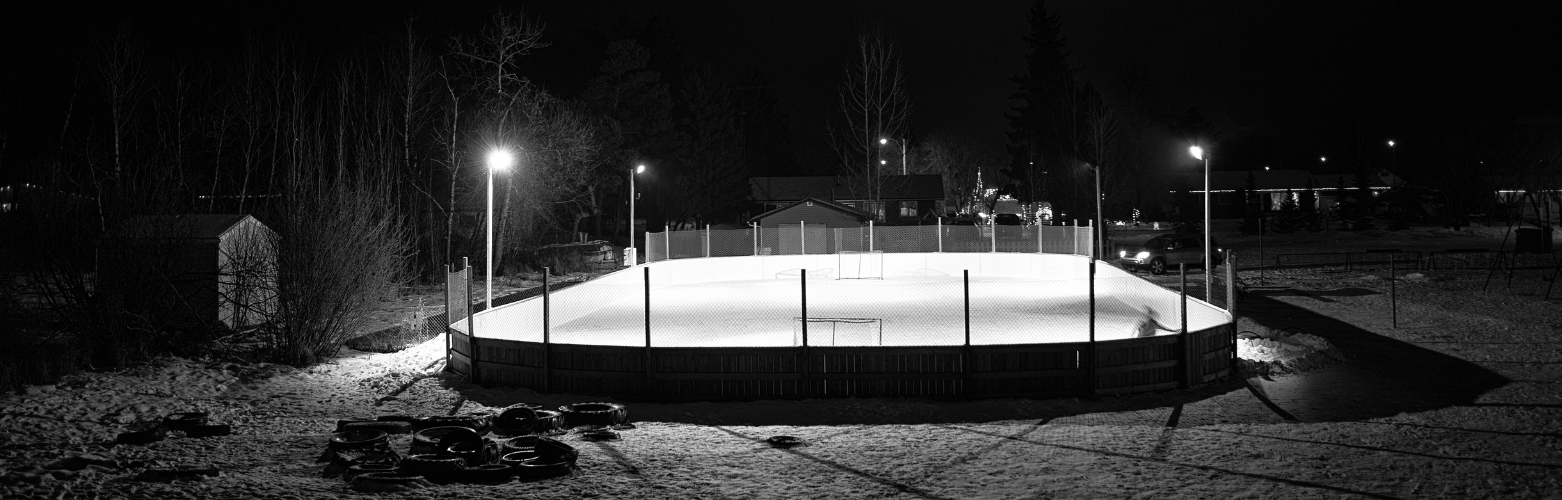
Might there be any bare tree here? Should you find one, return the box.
[833,30,912,219]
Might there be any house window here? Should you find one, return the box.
[900,201,917,217]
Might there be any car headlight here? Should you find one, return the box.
[1134,251,1150,259]
[1119,250,1126,258]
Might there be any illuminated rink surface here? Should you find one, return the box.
[487,275,1229,348]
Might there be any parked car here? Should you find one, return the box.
[993,213,1023,226]
[1117,233,1223,275]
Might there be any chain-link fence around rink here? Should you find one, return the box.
[466,251,1242,352]
[646,222,1097,261]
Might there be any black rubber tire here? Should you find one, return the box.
[162,412,209,430]
[116,429,168,446]
[443,440,491,467]
[492,406,537,436]
[184,424,232,438]
[532,410,566,435]
[767,435,803,448]
[501,435,539,455]
[410,426,477,456]
[328,430,389,452]
[342,463,398,483]
[534,436,579,464]
[459,464,515,484]
[433,429,486,464]
[397,454,466,484]
[421,415,489,434]
[499,450,541,468]
[558,402,627,427]
[513,459,572,481]
[350,472,435,493]
[1149,258,1167,275]
[340,420,412,435]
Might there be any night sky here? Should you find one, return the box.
[3,1,1557,180]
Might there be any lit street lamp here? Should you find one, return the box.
[1387,140,1397,174]
[1189,145,1211,301]
[628,164,646,265]
[486,148,514,310]
[879,137,907,175]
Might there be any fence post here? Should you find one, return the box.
[705,224,711,257]
[1225,250,1237,317]
[801,268,810,397]
[869,220,875,252]
[937,217,943,253]
[990,219,997,252]
[444,262,452,376]
[1179,263,1190,389]
[800,221,806,255]
[543,267,551,393]
[643,266,652,396]
[1086,257,1096,397]
[963,269,971,398]
[752,223,759,256]
[465,257,477,384]
[664,224,670,261]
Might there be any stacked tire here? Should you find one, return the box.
[558,402,627,428]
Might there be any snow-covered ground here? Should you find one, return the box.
[3,228,1561,499]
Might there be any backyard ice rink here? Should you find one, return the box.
[470,253,1231,348]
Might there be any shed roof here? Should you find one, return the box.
[747,197,870,224]
[108,214,263,240]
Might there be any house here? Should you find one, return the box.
[97,214,277,331]
[750,175,945,223]
[746,198,871,254]
[1173,169,1403,219]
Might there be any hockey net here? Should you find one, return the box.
[792,317,883,346]
[836,250,884,279]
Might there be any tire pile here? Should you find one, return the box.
[320,402,630,493]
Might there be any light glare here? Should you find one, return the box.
[487,149,513,171]
[636,164,646,174]
[1189,146,1203,160]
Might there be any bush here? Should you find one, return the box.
[261,175,412,366]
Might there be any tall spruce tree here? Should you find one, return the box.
[1275,189,1300,233]
[1301,177,1322,231]
[1004,0,1077,213]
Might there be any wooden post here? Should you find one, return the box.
[643,266,651,395]
[465,257,477,384]
[664,224,670,261]
[937,217,943,253]
[752,223,759,256]
[444,262,452,376]
[1087,258,1096,396]
[1180,263,1190,389]
[963,269,971,397]
[869,220,875,251]
[543,267,551,393]
[990,218,996,252]
[1225,250,1237,316]
[801,269,809,396]
[705,224,711,257]
[800,221,806,255]
[1390,253,1398,328]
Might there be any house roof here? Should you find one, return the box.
[108,214,262,240]
[750,175,944,202]
[747,197,871,224]
[1175,170,1402,191]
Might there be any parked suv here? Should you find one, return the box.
[1117,234,1223,275]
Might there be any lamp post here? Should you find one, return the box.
[1387,140,1397,176]
[879,137,907,175]
[486,149,514,310]
[628,164,646,265]
[1189,146,1211,301]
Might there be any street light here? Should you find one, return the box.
[1189,145,1211,301]
[879,137,907,175]
[485,148,514,310]
[628,164,646,265]
[1387,140,1397,174]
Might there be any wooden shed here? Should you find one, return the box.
[747,198,870,254]
[98,214,277,331]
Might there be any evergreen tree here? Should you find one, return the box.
[1239,171,1260,234]
[1274,189,1299,233]
[1004,0,1077,212]
[1300,177,1322,232]
[1334,175,1352,231]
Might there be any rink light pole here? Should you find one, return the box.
[1190,146,1211,301]
[629,164,646,265]
[486,148,514,310]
